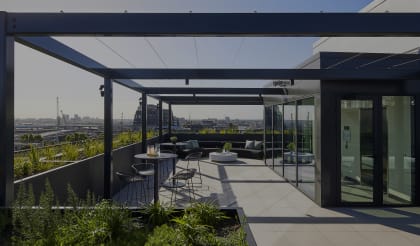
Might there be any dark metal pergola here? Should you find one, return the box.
[2,12,420,207]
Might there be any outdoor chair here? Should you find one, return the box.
[162,168,196,205]
[132,162,155,196]
[185,152,203,184]
[115,171,147,205]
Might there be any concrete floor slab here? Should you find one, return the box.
[119,157,420,246]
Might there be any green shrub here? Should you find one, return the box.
[62,144,80,161]
[28,145,40,169]
[56,200,145,245]
[223,142,232,152]
[12,180,60,245]
[219,226,247,246]
[186,202,228,227]
[143,202,174,228]
[145,224,185,246]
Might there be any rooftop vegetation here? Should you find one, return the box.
[14,130,158,180]
[5,182,247,245]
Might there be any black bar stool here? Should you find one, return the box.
[162,168,196,205]
[115,171,147,206]
[185,152,203,184]
[132,162,155,202]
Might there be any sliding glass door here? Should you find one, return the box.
[340,96,415,205]
[382,96,415,205]
[340,99,374,203]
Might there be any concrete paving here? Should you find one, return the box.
[158,157,420,246]
[114,157,420,245]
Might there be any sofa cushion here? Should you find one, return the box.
[254,140,263,150]
[185,141,193,149]
[244,140,255,149]
[190,140,200,149]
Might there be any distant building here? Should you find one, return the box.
[133,99,174,130]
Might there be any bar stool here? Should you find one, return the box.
[115,171,147,205]
[185,152,203,184]
[162,168,196,205]
[132,162,155,200]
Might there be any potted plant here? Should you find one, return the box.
[169,136,178,144]
[223,142,232,152]
[287,142,296,153]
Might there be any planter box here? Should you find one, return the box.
[1,206,256,246]
[13,136,166,204]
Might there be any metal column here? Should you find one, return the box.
[103,78,113,199]
[141,92,147,153]
[168,103,172,136]
[0,12,14,207]
[158,99,163,141]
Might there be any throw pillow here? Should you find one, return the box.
[185,140,193,149]
[244,140,255,149]
[191,140,200,149]
[254,140,263,150]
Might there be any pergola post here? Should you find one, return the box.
[0,13,14,207]
[168,103,172,136]
[141,92,147,153]
[103,77,113,199]
[158,99,163,141]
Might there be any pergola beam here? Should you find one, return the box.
[94,68,420,80]
[7,13,420,37]
[169,101,264,105]
[15,36,147,94]
[157,96,263,101]
[143,87,286,95]
[159,96,265,105]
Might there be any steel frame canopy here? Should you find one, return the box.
[3,12,420,207]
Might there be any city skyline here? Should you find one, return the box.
[3,0,371,119]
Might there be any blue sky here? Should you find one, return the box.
[2,0,372,120]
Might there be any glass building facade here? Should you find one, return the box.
[265,97,316,199]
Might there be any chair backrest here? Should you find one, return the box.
[185,151,202,161]
[174,169,196,180]
[160,149,175,154]
[116,171,133,182]
[132,162,153,173]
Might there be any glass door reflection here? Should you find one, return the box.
[341,99,374,203]
[383,96,415,205]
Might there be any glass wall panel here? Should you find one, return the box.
[264,106,273,166]
[297,98,315,199]
[383,96,415,204]
[273,105,283,175]
[283,102,297,184]
[341,99,374,203]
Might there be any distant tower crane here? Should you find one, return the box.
[61,110,66,127]
[56,97,61,127]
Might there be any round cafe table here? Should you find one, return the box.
[134,153,177,203]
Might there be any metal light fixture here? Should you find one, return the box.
[99,85,105,97]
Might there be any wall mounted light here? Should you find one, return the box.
[99,85,104,97]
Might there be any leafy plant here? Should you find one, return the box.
[186,202,229,227]
[28,145,40,169]
[170,136,178,143]
[142,202,174,228]
[219,226,247,246]
[56,200,146,245]
[145,224,185,246]
[12,180,60,245]
[172,213,211,245]
[287,142,296,152]
[222,142,232,152]
[62,144,80,161]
